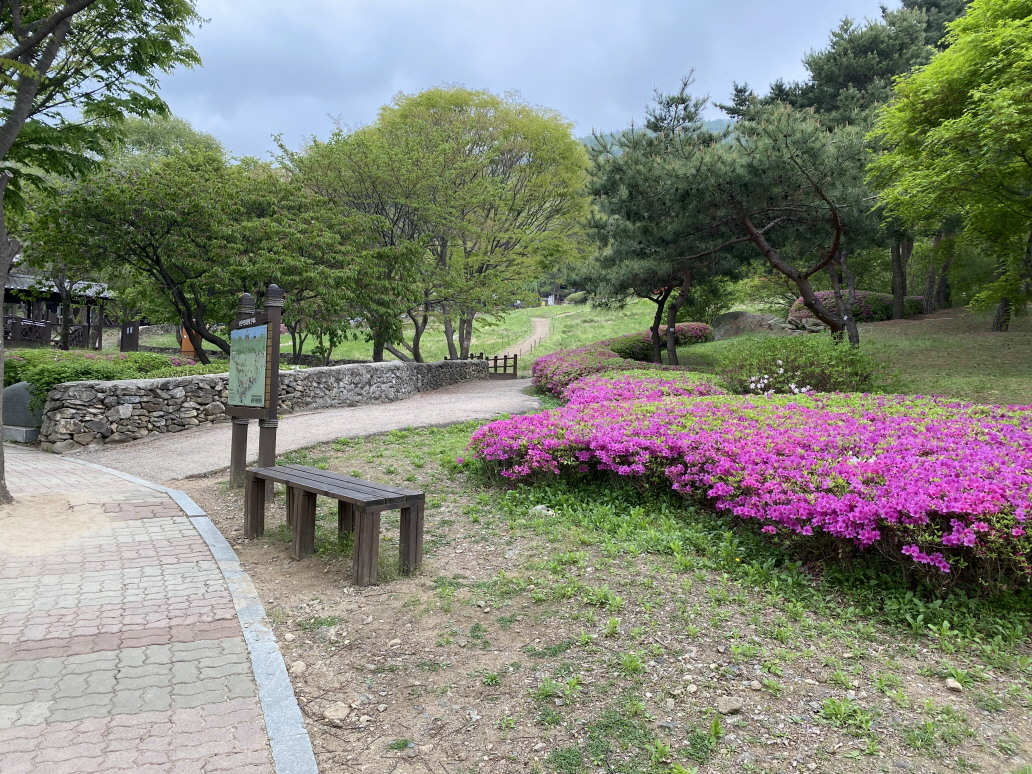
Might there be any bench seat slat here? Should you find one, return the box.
[247,465,424,507]
[287,464,424,498]
[255,465,423,503]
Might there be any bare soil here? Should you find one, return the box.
[177,425,1032,774]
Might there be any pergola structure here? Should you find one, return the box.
[3,272,112,349]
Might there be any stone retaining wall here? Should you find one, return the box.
[39,360,489,453]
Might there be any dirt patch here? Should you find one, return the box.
[178,428,1032,774]
[0,494,111,555]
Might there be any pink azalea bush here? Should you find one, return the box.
[531,322,714,396]
[531,346,639,397]
[788,291,923,323]
[607,323,715,361]
[470,388,1032,584]
[564,370,725,405]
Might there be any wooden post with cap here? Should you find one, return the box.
[228,292,256,488]
[258,284,283,481]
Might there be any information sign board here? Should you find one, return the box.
[228,323,269,408]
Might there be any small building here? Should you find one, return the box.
[3,272,112,349]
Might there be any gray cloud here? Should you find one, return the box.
[159,0,894,158]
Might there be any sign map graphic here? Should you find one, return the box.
[228,324,269,407]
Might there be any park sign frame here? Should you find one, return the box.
[226,286,282,421]
[227,285,284,488]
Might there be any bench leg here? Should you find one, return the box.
[290,490,317,560]
[338,501,354,542]
[285,485,296,528]
[353,508,380,586]
[243,475,266,538]
[399,503,425,576]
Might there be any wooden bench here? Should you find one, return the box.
[243,464,425,586]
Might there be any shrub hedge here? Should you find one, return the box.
[788,291,924,323]
[471,386,1032,589]
[3,349,225,408]
[531,322,714,397]
[715,336,880,395]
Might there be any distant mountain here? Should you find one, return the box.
[578,118,734,153]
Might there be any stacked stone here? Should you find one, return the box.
[39,360,488,452]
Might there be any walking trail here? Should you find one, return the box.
[495,316,551,359]
[69,377,540,485]
[0,376,543,773]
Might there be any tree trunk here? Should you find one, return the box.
[934,240,953,310]
[664,273,691,366]
[0,173,21,503]
[383,342,412,361]
[890,239,911,320]
[991,298,1012,332]
[182,323,209,365]
[647,287,673,364]
[827,253,860,347]
[57,280,73,350]
[923,231,943,314]
[408,307,429,363]
[285,320,306,364]
[458,314,475,360]
[441,305,459,360]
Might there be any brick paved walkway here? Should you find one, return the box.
[0,445,311,774]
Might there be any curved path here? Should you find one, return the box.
[70,377,540,486]
[0,445,309,774]
[495,316,551,359]
[0,376,543,774]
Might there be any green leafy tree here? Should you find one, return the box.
[0,0,199,503]
[870,0,1032,330]
[730,3,969,318]
[30,148,381,363]
[585,111,739,363]
[593,82,875,346]
[287,88,590,361]
[282,123,430,361]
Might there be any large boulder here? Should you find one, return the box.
[711,311,781,341]
[3,381,42,428]
[3,381,43,442]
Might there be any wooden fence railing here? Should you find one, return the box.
[446,352,519,379]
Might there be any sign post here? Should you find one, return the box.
[119,320,141,352]
[227,285,283,488]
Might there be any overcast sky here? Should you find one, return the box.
[158,0,897,159]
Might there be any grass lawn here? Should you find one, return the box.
[185,420,1032,774]
[173,302,1032,773]
[674,308,1032,406]
[861,308,1032,406]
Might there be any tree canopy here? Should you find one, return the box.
[870,0,1032,328]
[286,87,590,361]
[0,0,200,502]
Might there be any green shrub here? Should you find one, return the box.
[715,336,879,395]
[788,291,925,323]
[531,323,715,397]
[564,290,590,305]
[23,359,138,408]
[4,349,58,386]
[121,351,181,373]
[3,349,220,408]
[145,363,229,379]
[603,333,653,362]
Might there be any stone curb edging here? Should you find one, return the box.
[66,457,318,774]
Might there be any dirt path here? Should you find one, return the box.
[70,378,539,485]
[495,316,552,358]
